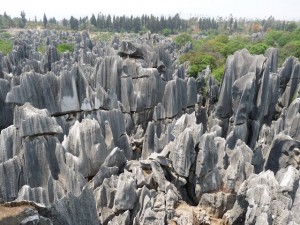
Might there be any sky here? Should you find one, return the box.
[1,0,300,21]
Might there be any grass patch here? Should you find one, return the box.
[0,39,13,55]
[57,43,75,53]
[1,32,11,39]
[38,45,46,54]
[92,32,114,42]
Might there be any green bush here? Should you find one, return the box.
[175,33,192,48]
[93,32,114,42]
[0,39,13,55]
[222,37,247,58]
[181,52,216,77]
[38,45,46,54]
[264,30,283,46]
[162,28,171,37]
[1,32,11,39]
[57,43,74,53]
[214,34,229,44]
[248,43,269,55]
[212,66,225,82]
[281,40,300,59]
[200,39,225,53]
[277,32,293,47]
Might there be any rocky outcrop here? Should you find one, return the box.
[2,29,300,225]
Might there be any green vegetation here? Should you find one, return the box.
[178,27,300,80]
[247,43,269,55]
[1,32,11,39]
[0,29,13,55]
[175,33,192,48]
[57,43,75,53]
[92,32,114,42]
[262,28,300,63]
[38,44,46,54]
[162,28,172,37]
[212,65,225,82]
[180,52,216,77]
[179,34,244,78]
[281,40,300,61]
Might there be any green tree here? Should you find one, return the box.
[248,43,269,55]
[133,17,141,33]
[62,18,68,27]
[286,22,297,32]
[43,13,47,28]
[264,30,283,46]
[90,14,97,27]
[70,16,79,30]
[19,11,26,28]
[233,20,238,31]
[222,37,247,57]
[106,14,112,31]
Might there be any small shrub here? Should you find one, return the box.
[277,32,293,47]
[38,45,46,54]
[0,39,13,55]
[264,30,283,46]
[1,32,11,39]
[93,32,113,42]
[57,43,74,53]
[181,52,216,78]
[222,37,247,58]
[248,43,269,55]
[162,28,172,37]
[175,33,192,48]
[214,34,229,44]
[281,40,300,60]
[212,66,225,82]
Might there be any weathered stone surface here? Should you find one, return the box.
[194,132,221,200]
[216,49,266,119]
[0,78,13,130]
[91,109,132,159]
[6,71,60,114]
[265,47,279,73]
[279,57,300,107]
[108,210,130,225]
[232,72,256,125]
[264,133,300,173]
[162,77,187,118]
[15,103,62,138]
[43,187,99,225]
[142,121,155,160]
[169,128,195,177]
[224,140,254,192]
[63,118,109,178]
[0,125,21,163]
[199,192,235,218]
[0,157,22,202]
[114,170,137,211]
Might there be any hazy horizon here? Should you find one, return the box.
[2,0,300,21]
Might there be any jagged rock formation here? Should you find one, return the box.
[1,29,300,225]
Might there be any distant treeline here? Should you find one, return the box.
[0,11,298,34]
